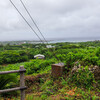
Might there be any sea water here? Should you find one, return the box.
[49,37,100,43]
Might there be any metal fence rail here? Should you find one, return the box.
[0,66,27,100]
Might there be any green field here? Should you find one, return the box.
[0,41,100,100]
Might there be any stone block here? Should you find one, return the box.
[51,63,65,78]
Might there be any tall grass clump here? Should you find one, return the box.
[0,74,18,97]
[68,66,95,89]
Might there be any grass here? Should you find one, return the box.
[0,59,100,100]
[0,73,100,100]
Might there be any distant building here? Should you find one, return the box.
[46,45,55,48]
[34,54,45,59]
[35,45,39,48]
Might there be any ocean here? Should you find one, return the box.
[49,37,100,43]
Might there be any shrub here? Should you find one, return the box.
[96,47,100,57]
[68,66,95,89]
[82,53,98,65]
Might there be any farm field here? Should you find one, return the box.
[0,41,100,100]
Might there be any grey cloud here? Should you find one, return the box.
[0,0,100,41]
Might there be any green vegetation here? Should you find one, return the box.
[0,74,17,90]
[68,66,95,89]
[0,41,100,99]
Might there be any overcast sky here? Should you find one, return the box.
[0,0,100,41]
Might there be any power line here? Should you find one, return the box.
[9,0,61,63]
[9,0,44,43]
[19,0,48,44]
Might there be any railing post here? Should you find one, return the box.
[20,66,25,100]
